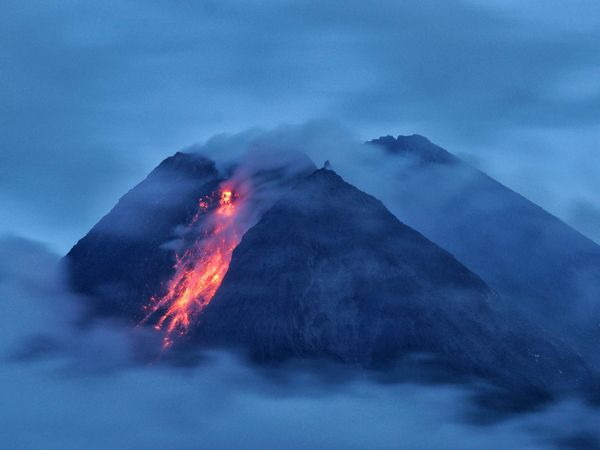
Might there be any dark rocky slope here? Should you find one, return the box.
[66,151,316,320]
[195,168,590,393]
[66,152,221,318]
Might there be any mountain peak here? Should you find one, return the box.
[153,151,217,178]
[368,134,456,165]
[308,166,345,182]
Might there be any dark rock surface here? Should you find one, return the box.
[195,169,590,393]
[371,134,457,165]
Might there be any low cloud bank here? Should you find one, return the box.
[1,235,600,449]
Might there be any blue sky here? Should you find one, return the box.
[1,0,599,252]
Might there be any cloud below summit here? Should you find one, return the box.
[2,235,600,450]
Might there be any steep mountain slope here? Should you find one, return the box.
[66,150,316,321]
[195,168,589,393]
[369,135,600,357]
[66,152,221,318]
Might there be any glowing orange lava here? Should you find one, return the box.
[141,187,244,348]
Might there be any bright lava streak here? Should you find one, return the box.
[141,187,243,349]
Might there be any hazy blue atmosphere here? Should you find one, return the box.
[1,0,599,252]
[2,1,600,449]
[3,236,600,449]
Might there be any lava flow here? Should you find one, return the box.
[141,187,245,348]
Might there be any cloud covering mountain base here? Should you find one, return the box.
[2,235,600,449]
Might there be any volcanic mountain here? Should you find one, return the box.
[368,135,600,360]
[66,150,593,397]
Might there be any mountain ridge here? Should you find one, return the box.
[368,134,600,360]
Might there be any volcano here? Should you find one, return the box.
[66,148,594,397]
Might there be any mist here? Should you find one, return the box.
[2,235,600,449]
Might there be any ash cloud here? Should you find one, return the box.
[2,236,600,450]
